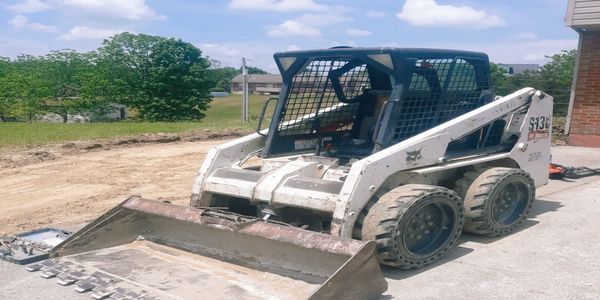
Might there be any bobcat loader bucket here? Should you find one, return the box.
[29,196,387,299]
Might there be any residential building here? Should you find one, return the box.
[231,74,282,94]
[565,0,600,146]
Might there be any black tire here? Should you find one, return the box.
[361,184,464,269]
[455,167,535,236]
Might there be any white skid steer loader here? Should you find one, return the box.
[191,48,552,268]
[12,47,552,299]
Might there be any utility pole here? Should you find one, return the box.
[242,57,249,122]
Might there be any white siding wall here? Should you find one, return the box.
[567,0,600,27]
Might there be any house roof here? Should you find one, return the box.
[566,0,600,30]
[231,74,282,83]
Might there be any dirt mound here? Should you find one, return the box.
[0,128,250,169]
[0,150,56,169]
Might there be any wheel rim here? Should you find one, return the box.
[401,199,456,256]
[491,180,530,225]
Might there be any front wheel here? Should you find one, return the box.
[361,184,464,269]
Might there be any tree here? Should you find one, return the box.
[540,50,576,115]
[244,66,268,74]
[35,50,109,122]
[490,63,540,96]
[0,57,46,122]
[0,58,15,121]
[98,33,213,121]
[208,66,238,92]
[490,50,575,116]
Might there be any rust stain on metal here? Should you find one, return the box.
[240,222,364,256]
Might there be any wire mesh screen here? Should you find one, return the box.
[277,59,367,136]
[341,64,370,100]
[438,59,482,122]
[392,58,485,142]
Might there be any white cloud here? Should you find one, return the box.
[60,26,123,41]
[9,15,29,27]
[287,45,301,51]
[194,41,284,72]
[58,0,166,21]
[490,39,577,64]
[228,0,327,12]
[516,32,539,40]
[295,13,352,26]
[7,0,166,22]
[365,10,385,18]
[346,28,372,36]
[403,38,577,65]
[267,20,322,37]
[7,0,51,13]
[199,43,241,57]
[264,12,351,37]
[397,0,505,29]
[9,14,57,32]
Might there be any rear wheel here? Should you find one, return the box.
[455,167,535,236]
[361,184,464,269]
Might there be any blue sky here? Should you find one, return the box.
[0,0,578,72]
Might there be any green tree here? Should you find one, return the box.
[44,50,114,122]
[208,66,238,92]
[0,58,15,121]
[99,33,213,121]
[6,72,46,122]
[540,50,576,115]
[244,66,268,74]
[0,57,46,122]
[490,50,575,116]
[490,63,541,96]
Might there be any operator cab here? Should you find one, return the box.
[257,47,494,160]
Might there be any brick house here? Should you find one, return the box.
[565,0,600,147]
[231,74,282,94]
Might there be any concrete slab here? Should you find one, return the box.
[381,146,600,299]
[1,145,599,299]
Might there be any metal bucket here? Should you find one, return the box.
[31,196,387,299]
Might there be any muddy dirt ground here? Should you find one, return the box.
[0,132,241,235]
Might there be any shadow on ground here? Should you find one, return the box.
[463,198,562,245]
[383,245,473,280]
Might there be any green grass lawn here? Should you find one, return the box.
[0,94,274,148]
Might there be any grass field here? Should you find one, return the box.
[0,94,272,148]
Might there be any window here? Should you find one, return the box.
[277,59,370,136]
[390,58,486,143]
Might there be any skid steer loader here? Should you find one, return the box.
[13,47,552,299]
[191,48,552,269]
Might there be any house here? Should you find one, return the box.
[497,63,540,75]
[565,0,600,147]
[231,74,282,94]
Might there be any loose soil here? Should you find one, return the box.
[0,132,241,235]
